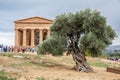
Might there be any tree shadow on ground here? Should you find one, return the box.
[30,61,74,71]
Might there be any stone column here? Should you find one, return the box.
[23,29,27,46]
[31,29,35,47]
[39,29,43,44]
[15,29,19,46]
[47,29,50,37]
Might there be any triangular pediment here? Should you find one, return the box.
[15,16,53,24]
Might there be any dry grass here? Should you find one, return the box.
[0,53,120,80]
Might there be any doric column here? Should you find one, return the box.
[47,29,50,37]
[39,29,43,44]
[31,29,35,47]
[15,29,19,46]
[23,29,27,46]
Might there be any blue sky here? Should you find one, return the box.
[0,0,120,46]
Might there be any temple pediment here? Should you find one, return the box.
[15,16,53,24]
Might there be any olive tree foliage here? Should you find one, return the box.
[37,9,116,72]
[79,13,116,57]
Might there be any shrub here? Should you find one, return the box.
[37,36,66,56]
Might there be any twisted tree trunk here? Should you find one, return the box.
[72,52,93,72]
[67,32,93,72]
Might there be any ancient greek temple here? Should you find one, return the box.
[14,16,53,51]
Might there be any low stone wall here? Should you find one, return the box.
[107,67,120,74]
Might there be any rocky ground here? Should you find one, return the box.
[0,53,120,80]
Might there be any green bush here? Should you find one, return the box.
[84,49,92,56]
[37,36,66,56]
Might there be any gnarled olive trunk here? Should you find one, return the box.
[72,52,93,72]
[67,32,93,72]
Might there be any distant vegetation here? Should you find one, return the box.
[103,49,120,58]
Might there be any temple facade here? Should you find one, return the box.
[14,16,53,51]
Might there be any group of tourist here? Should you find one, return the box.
[0,44,14,53]
[108,57,120,62]
[16,47,36,53]
[0,44,36,53]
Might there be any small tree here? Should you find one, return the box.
[37,9,116,72]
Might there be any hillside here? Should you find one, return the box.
[106,45,120,50]
[0,53,120,80]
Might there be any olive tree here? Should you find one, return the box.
[37,9,116,72]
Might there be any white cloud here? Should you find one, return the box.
[112,39,120,45]
[112,35,120,45]
[0,32,14,46]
